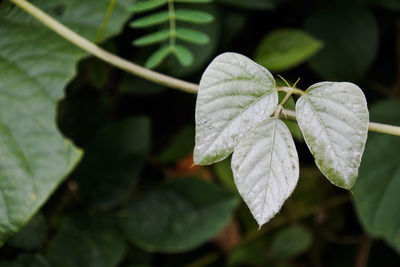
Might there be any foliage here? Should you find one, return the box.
[128,0,214,68]
[1,0,400,266]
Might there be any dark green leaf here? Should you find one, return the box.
[213,157,237,193]
[254,28,323,72]
[73,117,151,210]
[127,0,167,13]
[133,29,170,46]
[305,2,378,81]
[370,0,400,10]
[118,74,166,95]
[175,9,214,24]
[173,45,194,66]
[175,0,213,3]
[129,11,169,28]
[7,213,47,250]
[45,213,127,267]
[216,0,274,9]
[118,178,239,252]
[157,125,195,164]
[145,45,171,68]
[0,254,50,267]
[175,28,210,45]
[353,100,400,253]
[0,0,133,244]
[270,225,313,259]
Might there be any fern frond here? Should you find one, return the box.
[128,0,214,69]
[130,11,169,28]
[175,9,214,24]
[127,0,167,13]
[133,29,170,46]
[176,28,210,44]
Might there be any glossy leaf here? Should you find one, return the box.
[145,45,171,69]
[176,28,210,45]
[129,11,169,28]
[305,3,378,81]
[296,82,369,189]
[353,100,400,252]
[194,52,278,165]
[175,9,214,24]
[133,29,170,46]
[127,0,167,13]
[254,28,323,72]
[45,213,127,267]
[0,0,133,244]
[173,45,194,66]
[118,178,239,252]
[232,119,299,227]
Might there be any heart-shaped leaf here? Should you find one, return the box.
[194,52,278,165]
[295,82,369,189]
[232,119,299,227]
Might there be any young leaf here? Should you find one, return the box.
[173,45,194,66]
[133,29,170,46]
[232,119,299,227]
[127,0,167,13]
[129,11,169,28]
[254,28,323,72]
[145,45,171,68]
[295,82,369,189]
[176,28,210,45]
[194,52,278,165]
[175,9,214,24]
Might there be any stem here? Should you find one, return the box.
[274,88,294,118]
[278,86,305,96]
[8,0,400,137]
[355,234,371,267]
[168,0,176,49]
[8,0,198,94]
[282,109,400,137]
[94,0,118,43]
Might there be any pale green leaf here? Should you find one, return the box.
[133,29,170,46]
[176,28,210,45]
[129,11,169,28]
[118,178,238,252]
[173,45,194,66]
[353,100,400,252]
[0,0,133,244]
[232,119,299,227]
[175,9,214,24]
[127,0,167,13]
[295,82,369,189]
[254,28,323,72]
[194,52,278,165]
[145,45,171,68]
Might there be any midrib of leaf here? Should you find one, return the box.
[303,96,343,174]
[261,119,277,222]
[200,90,276,159]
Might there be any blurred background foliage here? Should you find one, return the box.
[1,0,400,266]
